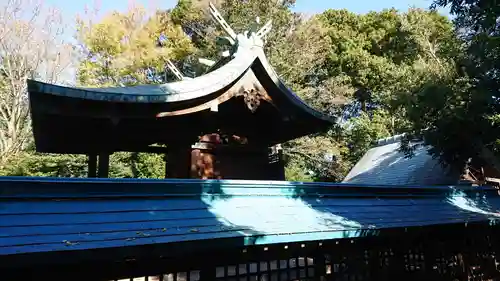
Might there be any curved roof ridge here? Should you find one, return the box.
[27,48,258,103]
[252,49,335,124]
[374,133,408,147]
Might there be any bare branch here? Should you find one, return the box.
[0,0,74,163]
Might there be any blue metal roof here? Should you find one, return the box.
[0,177,499,268]
[343,136,459,186]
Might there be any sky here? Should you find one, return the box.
[29,0,451,45]
[39,0,450,23]
[294,0,448,15]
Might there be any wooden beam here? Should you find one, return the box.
[87,154,97,178]
[256,20,273,38]
[139,146,168,154]
[165,60,185,81]
[485,177,500,184]
[210,102,218,112]
[110,146,168,154]
[191,142,269,154]
[98,153,110,178]
[208,2,236,44]
[156,90,234,118]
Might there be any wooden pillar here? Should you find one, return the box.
[167,144,191,179]
[98,153,110,178]
[267,145,285,180]
[277,147,285,180]
[87,154,97,178]
[314,245,327,281]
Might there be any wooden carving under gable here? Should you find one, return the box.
[233,70,274,113]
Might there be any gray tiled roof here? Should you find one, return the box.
[342,135,459,186]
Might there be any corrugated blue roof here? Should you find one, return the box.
[343,135,459,186]
[1,177,499,270]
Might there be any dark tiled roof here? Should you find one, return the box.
[343,135,459,186]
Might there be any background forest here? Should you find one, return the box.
[0,0,498,182]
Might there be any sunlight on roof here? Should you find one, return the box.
[446,189,500,218]
[202,196,362,235]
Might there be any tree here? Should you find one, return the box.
[318,8,457,107]
[0,0,73,164]
[284,132,351,182]
[312,8,460,178]
[76,4,195,86]
[398,0,500,174]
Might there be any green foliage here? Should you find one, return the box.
[111,152,165,179]
[0,151,165,178]
[284,158,315,182]
[318,8,457,105]
[344,110,394,164]
[308,7,460,178]
[170,0,215,57]
[0,152,88,177]
[396,0,500,172]
[76,5,195,86]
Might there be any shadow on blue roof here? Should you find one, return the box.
[0,176,499,269]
